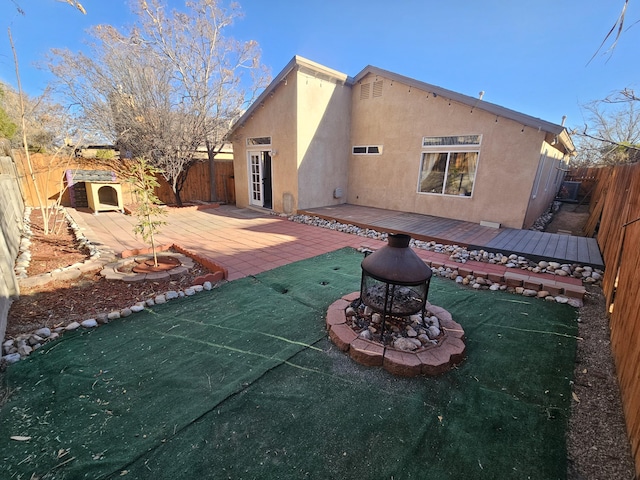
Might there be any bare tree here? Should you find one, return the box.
[7,0,85,15]
[0,81,71,152]
[49,0,269,206]
[573,90,640,165]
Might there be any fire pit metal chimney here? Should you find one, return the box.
[360,233,432,342]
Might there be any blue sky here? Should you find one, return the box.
[0,0,638,131]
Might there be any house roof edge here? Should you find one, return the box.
[228,56,353,136]
[353,65,571,141]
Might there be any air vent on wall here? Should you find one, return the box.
[360,83,371,100]
[373,80,383,97]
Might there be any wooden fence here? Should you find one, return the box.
[580,162,640,476]
[12,151,234,208]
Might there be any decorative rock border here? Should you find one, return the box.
[288,214,603,288]
[327,292,466,377]
[1,277,222,365]
[15,207,119,290]
[3,207,227,366]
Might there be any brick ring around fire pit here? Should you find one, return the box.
[326,292,466,377]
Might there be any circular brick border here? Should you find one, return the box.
[326,292,466,377]
[100,251,196,283]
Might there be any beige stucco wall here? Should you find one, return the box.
[231,72,298,212]
[296,70,351,209]
[232,65,350,213]
[347,72,561,229]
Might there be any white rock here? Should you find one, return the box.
[120,308,132,317]
[155,295,167,304]
[427,325,441,339]
[165,291,179,300]
[193,285,204,292]
[146,299,155,307]
[28,335,44,346]
[18,344,33,356]
[393,337,419,351]
[35,327,51,338]
[81,319,98,328]
[406,327,418,337]
[65,321,81,331]
[2,353,21,364]
[568,298,583,308]
[203,281,213,291]
[184,287,196,296]
[522,289,538,297]
[359,330,372,340]
[130,305,145,313]
[3,339,15,354]
[554,296,569,304]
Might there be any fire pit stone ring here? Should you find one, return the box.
[327,291,466,377]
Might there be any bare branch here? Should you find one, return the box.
[588,0,630,64]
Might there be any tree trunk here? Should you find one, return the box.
[172,186,183,207]
[206,140,218,202]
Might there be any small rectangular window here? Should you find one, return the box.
[422,135,481,147]
[247,136,271,146]
[352,145,383,155]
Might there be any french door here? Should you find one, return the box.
[248,151,272,208]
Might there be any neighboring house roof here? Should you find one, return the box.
[229,56,575,154]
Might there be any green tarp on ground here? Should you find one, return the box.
[1,247,577,479]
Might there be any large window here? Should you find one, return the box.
[418,136,480,196]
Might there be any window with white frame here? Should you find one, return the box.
[418,136,480,196]
[247,136,271,146]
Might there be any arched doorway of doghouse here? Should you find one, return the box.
[98,185,119,206]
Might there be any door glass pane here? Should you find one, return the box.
[250,154,261,202]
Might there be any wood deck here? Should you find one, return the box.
[299,204,604,268]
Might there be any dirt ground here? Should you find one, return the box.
[546,203,591,236]
[1,205,637,479]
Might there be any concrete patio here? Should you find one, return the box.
[66,204,586,299]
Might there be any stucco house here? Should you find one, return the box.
[229,56,574,229]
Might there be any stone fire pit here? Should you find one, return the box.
[327,292,466,377]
